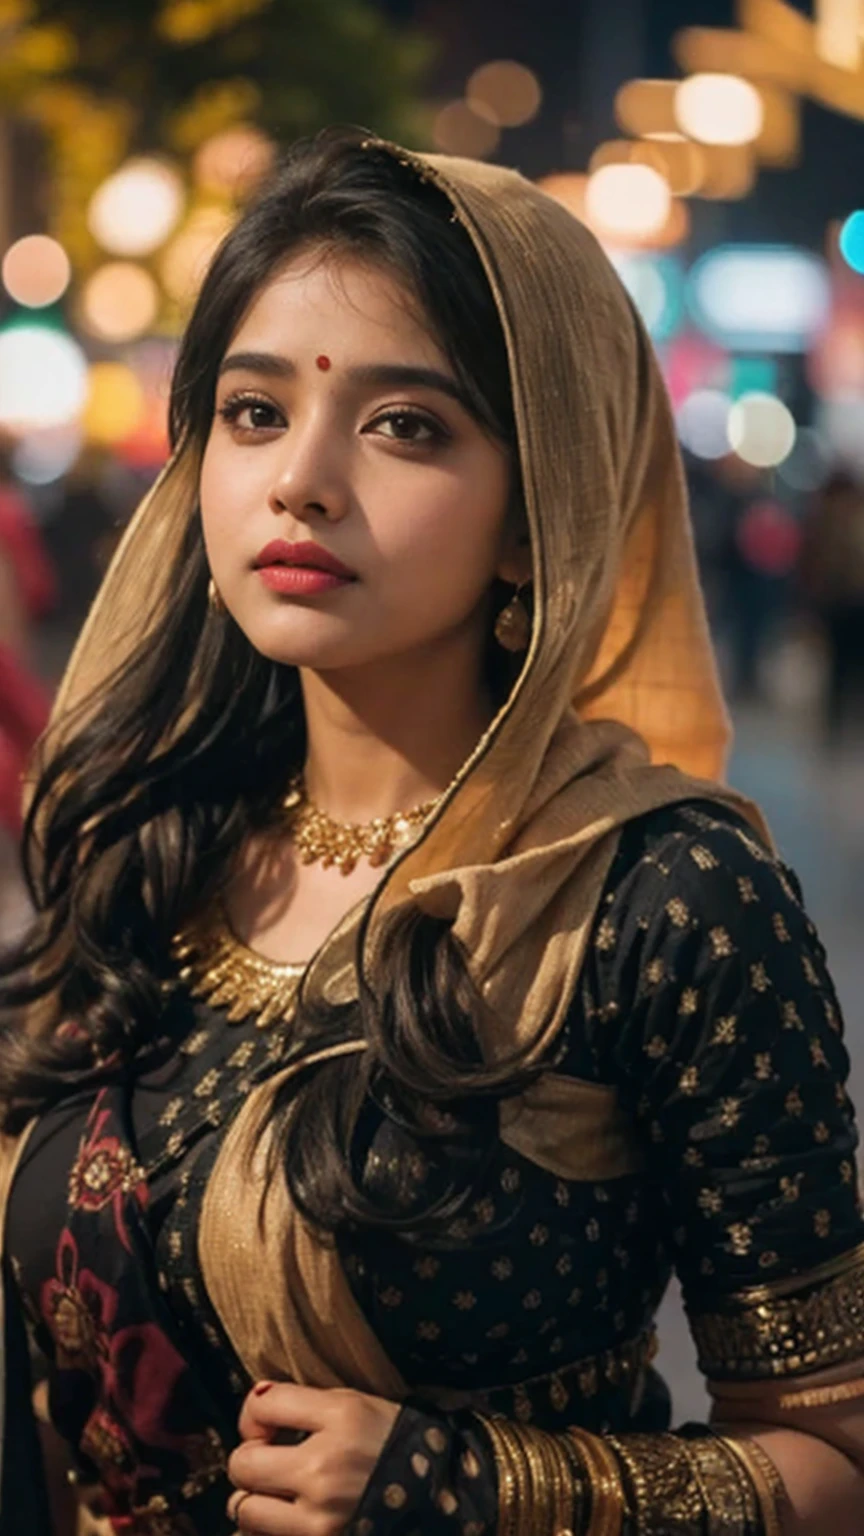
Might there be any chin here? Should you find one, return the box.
[235,612,374,672]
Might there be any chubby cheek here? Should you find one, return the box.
[374,479,504,633]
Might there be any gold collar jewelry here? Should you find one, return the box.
[282,775,443,875]
[171,901,305,1029]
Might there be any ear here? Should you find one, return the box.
[496,524,533,588]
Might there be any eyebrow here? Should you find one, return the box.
[217,351,471,410]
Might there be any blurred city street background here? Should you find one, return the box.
[0,0,862,1427]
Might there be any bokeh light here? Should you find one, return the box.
[585,163,671,240]
[431,100,500,158]
[611,254,684,342]
[536,173,588,221]
[193,125,275,198]
[88,158,185,257]
[83,363,145,445]
[159,206,234,305]
[815,1,862,70]
[12,423,82,485]
[589,137,705,198]
[687,246,830,352]
[727,392,796,468]
[2,235,71,308]
[80,262,160,343]
[0,325,88,430]
[838,211,864,275]
[676,389,732,459]
[466,61,542,128]
[675,74,764,146]
[697,144,757,201]
[614,79,678,139]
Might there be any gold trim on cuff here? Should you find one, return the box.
[776,1377,864,1411]
[689,1244,864,1380]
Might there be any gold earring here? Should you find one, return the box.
[494,583,531,652]
[207,577,225,614]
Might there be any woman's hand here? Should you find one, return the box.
[227,1380,402,1534]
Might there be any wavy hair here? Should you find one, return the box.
[0,128,535,1239]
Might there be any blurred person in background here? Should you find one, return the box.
[1,129,864,1536]
[800,468,864,745]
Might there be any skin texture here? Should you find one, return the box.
[228,1383,400,1536]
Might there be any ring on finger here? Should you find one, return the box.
[229,1488,254,1525]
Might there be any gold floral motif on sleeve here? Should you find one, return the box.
[689,1241,864,1380]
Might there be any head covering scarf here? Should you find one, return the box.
[9,141,768,1403]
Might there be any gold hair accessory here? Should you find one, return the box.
[281,775,444,875]
[207,576,225,614]
[171,900,305,1028]
[494,583,531,652]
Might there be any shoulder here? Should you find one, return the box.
[596,797,811,949]
[569,796,842,1080]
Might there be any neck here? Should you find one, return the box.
[299,639,495,823]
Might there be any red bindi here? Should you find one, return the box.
[316,355,332,371]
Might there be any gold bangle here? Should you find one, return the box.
[477,1417,580,1536]
[513,1423,553,1535]
[479,1416,517,1536]
[717,1437,785,1536]
[560,1430,590,1534]
[682,1433,755,1532]
[606,1431,765,1535]
[537,1428,580,1536]
[567,1428,626,1536]
[606,1433,701,1535]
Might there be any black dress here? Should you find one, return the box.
[4,801,862,1535]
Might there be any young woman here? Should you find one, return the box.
[1,128,863,1536]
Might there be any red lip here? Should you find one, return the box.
[254,540,356,579]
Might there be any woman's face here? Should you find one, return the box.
[200,249,523,676]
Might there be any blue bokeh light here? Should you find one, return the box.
[839,211,864,275]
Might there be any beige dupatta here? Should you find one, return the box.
[3,141,766,1406]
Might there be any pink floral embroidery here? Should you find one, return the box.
[41,1228,119,1371]
[68,1090,148,1251]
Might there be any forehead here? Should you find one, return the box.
[228,249,446,365]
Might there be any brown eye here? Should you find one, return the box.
[370,410,445,445]
[217,395,284,434]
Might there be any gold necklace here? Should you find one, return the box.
[171,900,306,1029]
[282,775,443,876]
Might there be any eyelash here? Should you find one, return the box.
[215,391,449,447]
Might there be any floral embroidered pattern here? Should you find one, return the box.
[69,1090,148,1251]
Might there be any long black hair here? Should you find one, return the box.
[0,127,537,1239]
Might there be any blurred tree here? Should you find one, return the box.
[0,0,432,269]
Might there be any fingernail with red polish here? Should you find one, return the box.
[253,1381,274,1396]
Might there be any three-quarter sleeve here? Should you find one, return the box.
[599,803,864,1381]
[350,1403,496,1535]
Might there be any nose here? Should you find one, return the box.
[266,416,351,525]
